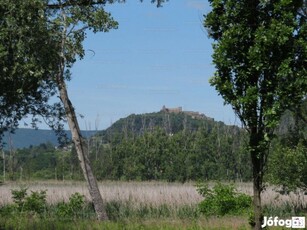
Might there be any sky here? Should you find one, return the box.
[27,0,239,130]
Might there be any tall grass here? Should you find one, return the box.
[0,181,203,207]
[1,181,306,213]
[0,181,306,229]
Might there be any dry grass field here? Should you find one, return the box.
[1,180,306,209]
[1,181,306,229]
[0,181,202,207]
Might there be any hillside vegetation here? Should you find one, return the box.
[1,103,306,187]
[1,110,251,182]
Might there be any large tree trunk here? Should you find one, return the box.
[251,153,262,230]
[57,75,108,221]
[250,129,264,230]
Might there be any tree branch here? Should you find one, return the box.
[47,0,110,9]
[47,0,167,9]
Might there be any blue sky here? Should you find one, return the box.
[39,0,238,130]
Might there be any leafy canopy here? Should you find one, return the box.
[0,0,63,136]
[205,0,306,135]
[0,0,167,140]
[204,2,306,226]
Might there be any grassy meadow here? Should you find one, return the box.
[0,181,306,229]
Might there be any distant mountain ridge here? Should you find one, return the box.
[1,107,240,150]
[2,129,97,150]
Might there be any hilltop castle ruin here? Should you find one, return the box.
[160,105,213,121]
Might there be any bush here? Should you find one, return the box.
[0,204,19,217]
[24,190,47,214]
[56,192,86,219]
[196,182,252,216]
[11,187,47,214]
[11,187,28,211]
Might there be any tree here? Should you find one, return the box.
[0,0,166,138]
[47,0,167,220]
[204,0,306,229]
[1,0,167,221]
[0,0,65,141]
[1,0,117,220]
[48,1,118,220]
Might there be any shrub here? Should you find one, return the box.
[0,204,19,217]
[56,192,86,219]
[24,190,47,214]
[196,182,252,216]
[11,187,47,214]
[11,187,28,211]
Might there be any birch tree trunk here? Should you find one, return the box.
[56,70,108,221]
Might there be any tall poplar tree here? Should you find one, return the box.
[204,0,306,229]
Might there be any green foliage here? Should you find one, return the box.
[48,0,118,66]
[56,193,85,219]
[99,112,216,138]
[0,215,251,230]
[3,118,251,182]
[267,142,307,192]
[0,0,65,137]
[90,114,251,182]
[11,187,28,211]
[24,190,47,214]
[263,202,296,217]
[103,127,250,182]
[204,0,306,226]
[205,0,306,131]
[204,0,307,161]
[1,189,203,226]
[266,99,307,193]
[11,187,47,214]
[197,183,252,216]
[0,0,125,138]
[105,200,124,220]
[3,143,83,181]
[0,204,19,217]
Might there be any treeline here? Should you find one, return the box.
[0,125,251,182]
[90,125,251,182]
[0,142,83,181]
[1,104,305,187]
[266,100,307,192]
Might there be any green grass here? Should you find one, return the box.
[0,216,251,230]
[0,192,250,230]
[2,200,306,230]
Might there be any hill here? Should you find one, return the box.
[89,108,248,181]
[97,106,241,142]
[0,108,251,182]
[2,129,97,150]
[1,107,238,150]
